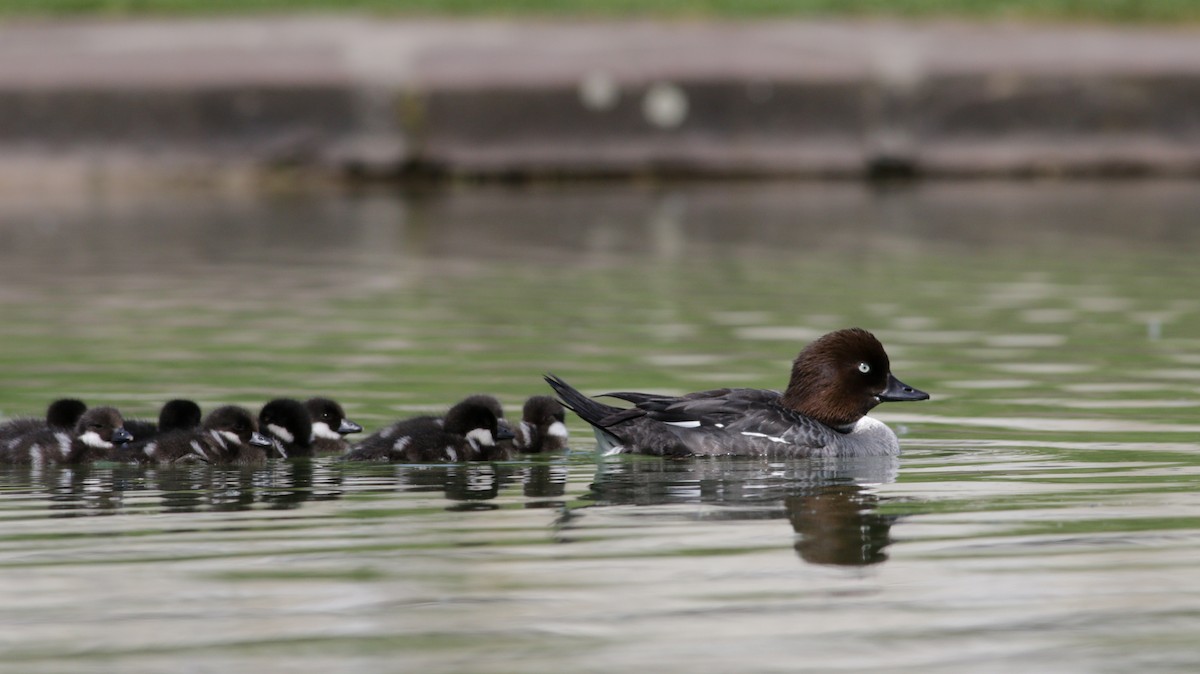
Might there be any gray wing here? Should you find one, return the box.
[601,388,834,457]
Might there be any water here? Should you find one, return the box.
[1,180,1200,672]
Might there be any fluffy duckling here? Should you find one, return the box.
[259,398,314,459]
[1,406,132,466]
[0,398,88,446]
[513,395,569,454]
[344,397,509,462]
[131,405,271,466]
[350,394,506,456]
[304,397,363,454]
[124,399,203,442]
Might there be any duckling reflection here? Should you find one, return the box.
[522,454,569,505]
[588,455,899,567]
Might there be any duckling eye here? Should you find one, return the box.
[858,362,871,374]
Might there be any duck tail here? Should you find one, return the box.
[543,374,621,426]
[544,373,628,454]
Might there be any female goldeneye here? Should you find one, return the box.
[124,399,203,441]
[304,397,363,454]
[0,398,88,445]
[512,395,569,454]
[1,406,133,465]
[545,327,929,458]
[344,396,511,462]
[259,398,314,459]
[130,405,272,465]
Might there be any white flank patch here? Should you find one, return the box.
[379,426,395,439]
[392,436,412,452]
[740,431,788,444]
[78,430,113,449]
[715,423,725,428]
[445,447,458,462]
[466,428,495,447]
[217,430,241,446]
[546,421,569,438]
[268,424,294,444]
[29,444,43,465]
[143,442,158,457]
[311,421,340,441]
[665,420,701,428]
[55,432,71,458]
[210,430,228,450]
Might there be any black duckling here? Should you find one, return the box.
[348,394,509,458]
[344,396,510,462]
[304,397,362,454]
[1,406,132,466]
[129,405,271,466]
[462,394,513,442]
[124,399,203,442]
[513,395,569,454]
[0,398,88,446]
[259,398,314,459]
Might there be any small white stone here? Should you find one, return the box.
[643,82,688,129]
[579,71,619,111]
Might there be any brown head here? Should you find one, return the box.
[780,328,929,431]
[204,405,272,449]
[74,406,133,447]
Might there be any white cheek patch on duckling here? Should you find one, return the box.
[267,424,294,444]
[217,430,242,446]
[311,421,341,441]
[466,428,496,448]
[55,432,71,459]
[379,426,396,439]
[514,421,535,448]
[740,431,789,444]
[665,420,701,428]
[143,442,158,458]
[188,440,206,460]
[78,431,113,449]
[546,421,569,438]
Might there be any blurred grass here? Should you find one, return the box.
[2,0,1200,22]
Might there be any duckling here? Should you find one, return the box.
[0,398,88,445]
[124,399,203,442]
[130,405,272,466]
[304,397,363,454]
[259,398,314,459]
[513,395,569,454]
[344,397,509,462]
[1,406,132,466]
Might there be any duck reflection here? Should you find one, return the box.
[784,484,894,566]
[588,456,899,566]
